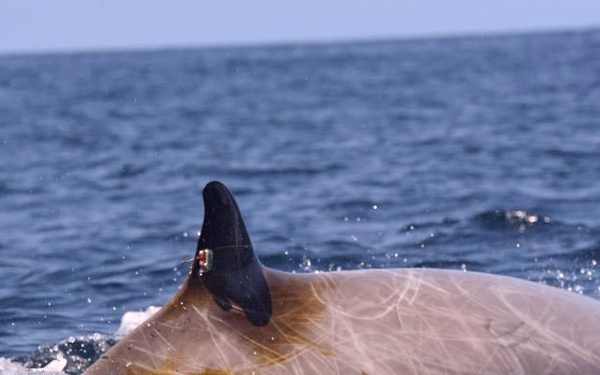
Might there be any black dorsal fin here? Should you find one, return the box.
[191,181,272,326]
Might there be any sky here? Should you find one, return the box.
[1,0,599,54]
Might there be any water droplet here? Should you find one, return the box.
[300,258,312,271]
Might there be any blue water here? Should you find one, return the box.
[1,28,600,374]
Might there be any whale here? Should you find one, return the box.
[84,181,600,374]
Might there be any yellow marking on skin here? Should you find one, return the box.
[203,271,338,369]
[197,370,233,375]
[125,361,233,375]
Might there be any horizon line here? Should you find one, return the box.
[1,24,598,58]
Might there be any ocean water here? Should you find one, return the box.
[1,28,600,374]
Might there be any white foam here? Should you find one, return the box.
[1,306,162,375]
[0,356,66,375]
[115,305,161,337]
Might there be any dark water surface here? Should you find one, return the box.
[1,28,600,373]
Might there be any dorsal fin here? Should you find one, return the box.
[191,181,272,326]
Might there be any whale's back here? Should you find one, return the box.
[85,267,600,374]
